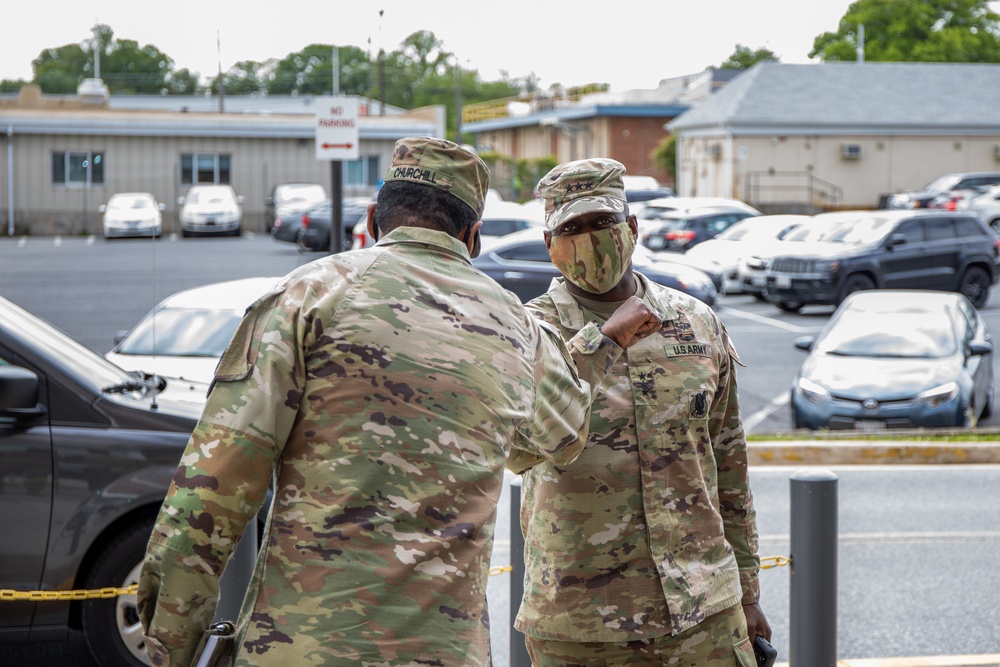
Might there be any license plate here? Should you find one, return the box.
[775,275,791,288]
[854,420,885,432]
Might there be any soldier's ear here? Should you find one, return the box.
[366,202,379,241]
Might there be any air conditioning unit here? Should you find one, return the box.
[841,144,862,160]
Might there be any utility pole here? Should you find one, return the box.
[857,24,866,63]
[378,9,386,116]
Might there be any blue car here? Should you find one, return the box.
[791,290,994,431]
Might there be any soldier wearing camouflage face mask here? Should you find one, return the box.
[137,139,662,667]
[509,158,771,666]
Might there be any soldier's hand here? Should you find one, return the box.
[601,297,661,349]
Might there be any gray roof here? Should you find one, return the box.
[669,61,1000,135]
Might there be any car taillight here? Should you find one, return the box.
[301,215,309,229]
[353,229,367,248]
[665,230,696,246]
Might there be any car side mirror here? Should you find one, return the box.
[264,196,274,206]
[967,341,993,356]
[236,195,246,205]
[0,366,47,424]
[177,196,185,206]
[794,336,815,351]
[114,329,129,345]
[158,202,167,212]
[98,204,107,213]
[887,233,907,248]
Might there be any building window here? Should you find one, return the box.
[345,155,380,186]
[52,150,104,186]
[180,153,231,185]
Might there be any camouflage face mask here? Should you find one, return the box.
[548,221,636,294]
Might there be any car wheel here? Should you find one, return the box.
[752,293,768,302]
[231,226,242,237]
[958,266,991,308]
[181,228,192,238]
[81,517,155,667]
[837,274,875,304]
[777,300,802,313]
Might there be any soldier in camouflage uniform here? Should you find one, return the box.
[508,158,771,666]
[137,138,661,667]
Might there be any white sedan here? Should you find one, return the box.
[106,276,281,384]
[100,192,165,239]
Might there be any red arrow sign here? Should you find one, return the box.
[322,143,354,149]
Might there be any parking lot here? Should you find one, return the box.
[5,231,1000,435]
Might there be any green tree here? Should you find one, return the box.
[0,79,28,93]
[165,68,202,95]
[652,134,677,181]
[719,44,780,69]
[268,44,370,95]
[810,0,1000,62]
[218,59,268,96]
[31,24,180,94]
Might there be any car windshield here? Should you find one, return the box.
[1,298,130,388]
[924,174,961,192]
[641,206,681,221]
[109,195,154,210]
[823,217,896,244]
[278,185,326,205]
[188,188,231,204]
[816,311,956,358]
[117,307,244,357]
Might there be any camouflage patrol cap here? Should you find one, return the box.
[536,158,627,232]
[383,137,490,217]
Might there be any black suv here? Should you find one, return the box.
[764,210,1000,311]
[640,206,759,252]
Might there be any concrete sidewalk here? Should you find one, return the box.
[748,438,1000,466]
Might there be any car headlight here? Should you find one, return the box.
[914,381,960,408]
[812,260,840,273]
[746,257,768,270]
[796,376,832,404]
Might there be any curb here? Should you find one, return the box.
[774,655,1000,667]
[748,440,1000,466]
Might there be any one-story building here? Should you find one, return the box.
[0,84,444,235]
[667,61,1000,211]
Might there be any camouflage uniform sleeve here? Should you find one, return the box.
[711,319,761,605]
[138,286,304,666]
[507,320,622,475]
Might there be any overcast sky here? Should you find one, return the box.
[3,1,996,92]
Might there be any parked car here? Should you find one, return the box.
[266,183,328,240]
[763,210,1000,312]
[622,175,675,213]
[0,293,205,667]
[295,197,373,253]
[351,197,544,251]
[637,196,761,221]
[884,171,1000,210]
[106,277,281,384]
[177,185,244,237]
[471,228,717,305]
[961,183,1000,233]
[682,214,810,294]
[100,192,165,239]
[739,212,858,300]
[639,206,761,252]
[790,290,994,430]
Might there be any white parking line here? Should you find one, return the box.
[16,237,26,247]
[718,305,813,333]
[744,391,790,433]
[53,236,62,247]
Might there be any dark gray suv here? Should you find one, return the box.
[764,210,1000,312]
[0,295,204,667]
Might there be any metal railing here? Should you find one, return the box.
[745,171,843,211]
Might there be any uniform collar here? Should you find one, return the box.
[548,272,680,329]
[375,226,471,261]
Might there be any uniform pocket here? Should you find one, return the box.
[733,635,756,667]
[213,287,284,382]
